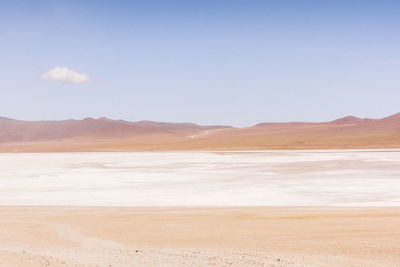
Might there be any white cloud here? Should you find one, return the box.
[41,67,90,83]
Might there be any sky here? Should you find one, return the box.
[1,0,399,127]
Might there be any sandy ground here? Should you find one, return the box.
[0,207,399,266]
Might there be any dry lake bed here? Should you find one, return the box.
[1,149,400,206]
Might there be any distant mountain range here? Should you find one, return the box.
[1,113,399,152]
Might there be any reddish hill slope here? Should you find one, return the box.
[0,117,228,143]
[203,113,400,150]
[0,113,399,151]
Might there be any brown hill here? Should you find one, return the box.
[0,113,399,152]
[0,117,228,142]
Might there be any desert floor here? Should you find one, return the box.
[0,207,399,266]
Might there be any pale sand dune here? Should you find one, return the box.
[0,207,399,266]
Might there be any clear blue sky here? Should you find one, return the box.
[1,0,399,126]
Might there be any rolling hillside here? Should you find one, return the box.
[0,113,399,152]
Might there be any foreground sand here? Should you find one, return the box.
[0,207,399,266]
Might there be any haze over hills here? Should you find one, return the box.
[0,113,399,152]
